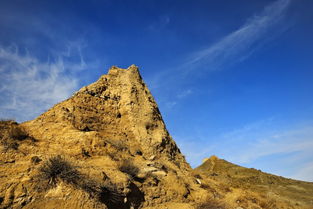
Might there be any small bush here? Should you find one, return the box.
[98,183,124,206]
[0,121,29,152]
[9,126,28,140]
[38,155,81,187]
[37,155,124,208]
[1,140,19,152]
[118,160,139,179]
[78,178,123,207]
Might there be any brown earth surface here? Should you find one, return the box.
[1,65,312,209]
[194,156,313,209]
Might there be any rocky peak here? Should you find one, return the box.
[23,65,189,169]
[0,65,201,209]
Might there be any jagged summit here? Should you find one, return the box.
[23,65,185,165]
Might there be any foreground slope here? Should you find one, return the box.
[194,156,313,209]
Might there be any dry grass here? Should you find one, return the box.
[36,155,124,207]
[37,155,81,188]
[118,159,139,180]
[1,140,19,151]
[259,199,278,209]
[0,120,29,152]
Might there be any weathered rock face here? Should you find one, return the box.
[0,65,206,209]
[25,65,186,166]
[73,65,184,163]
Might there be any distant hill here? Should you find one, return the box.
[194,155,313,209]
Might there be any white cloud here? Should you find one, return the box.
[221,123,313,164]
[177,118,313,181]
[0,45,88,122]
[176,137,215,167]
[177,89,193,99]
[220,121,313,182]
[292,162,313,182]
[163,89,193,109]
[184,0,291,73]
[149,0,291,94]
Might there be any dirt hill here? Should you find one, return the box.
[1,65,312,209]
[194,155,313,209]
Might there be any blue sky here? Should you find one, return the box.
[1,0,313,181]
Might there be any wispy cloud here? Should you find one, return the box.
[177,89,193,99]
[164,89,193,109]
[0,44,89,122]
[184,0,291,73]
[177,118,313,181]
[149,0,291,100]
[219,120,313,181]
[292,162,313,182]
[219,121,313,164]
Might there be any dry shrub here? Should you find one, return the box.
[37,155,124,208]
[1,140,19,151]
[37,155,81,188]
[118,159,139,179]
[97,183,124,208]
[0,120,29,152]
[9,126,28,140]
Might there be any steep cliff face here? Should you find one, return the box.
[23,65,187,168]
[0,65,206,209]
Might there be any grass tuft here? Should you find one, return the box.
[37,155,81,187]
[36,155,124,207]
[118,159,139,180]
[0,120,30,152]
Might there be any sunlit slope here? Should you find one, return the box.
[195,156,313,208]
